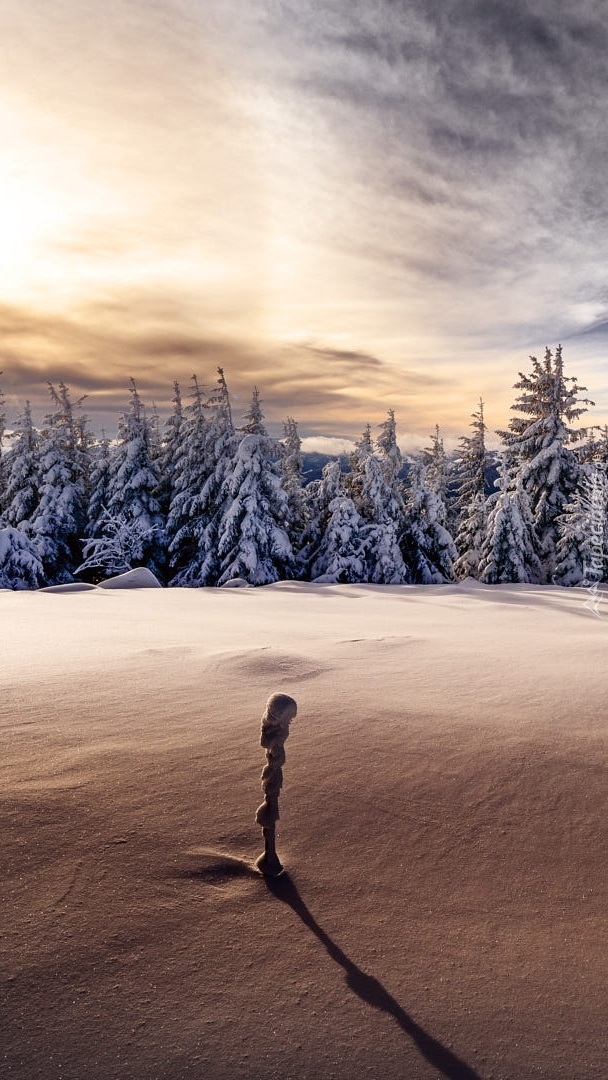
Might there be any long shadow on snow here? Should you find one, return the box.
[265,873,482,1080]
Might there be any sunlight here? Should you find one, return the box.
[0,168,69,299]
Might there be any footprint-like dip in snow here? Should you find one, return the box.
[206,647,327,683]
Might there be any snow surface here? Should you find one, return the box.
[1,581,606,1080]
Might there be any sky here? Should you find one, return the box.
[1,0,608,450]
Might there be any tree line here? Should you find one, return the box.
[0,348,606,590]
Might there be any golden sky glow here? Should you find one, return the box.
[1,0,608,444]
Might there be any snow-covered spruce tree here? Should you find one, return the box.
[478,464,543,584]
[309,493,373,583]
[580,424,608,469]
[166,374,208,580]
[104,380,165,579]
[1,401,40,532]
[363,438,408,583]
[86,432,112,538]
[553,464,608,586]
[376,409,403,487]
[0,527,45,590]
[298,458,343,577]
[358,453,408,582]
[345,424,373,509]
[423,425,450,501]
[339,418,407,583]
[169,369,237,586]
[280,416,306,560]
[0,373,6,515]
[401,461,457,583]
[157,381,184,520]
[216,389,295,586]
[497,345,592,582]
[453,399,489,580]
[30,383,90,584]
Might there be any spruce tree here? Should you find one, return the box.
[217,390,294,585]
[309,494,372,583]
[30,383,90,584]
[453,399,488,580]
[86,432,112,538]
[401,462,457,583]
[498,346,592,581]
[346,424,373,509]
[423,424,450,504]
[299,459,343,578]
[105,380,165,579]
[554,464,607,586]
[479,464,543,584]
[2,401,40,532]
[157,381,184,520]
[0,373,6,516]
[358,453,408,583]
[376,409,402,486]
[281,416,306,561]
[167,374,209,580]
[169,369,237,586]
[0,527,45,590]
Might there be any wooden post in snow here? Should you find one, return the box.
[255,692,297,878]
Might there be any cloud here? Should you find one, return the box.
[1,0,607,440]
[0,293,461,438]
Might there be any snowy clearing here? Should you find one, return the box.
[1,581,606,1080]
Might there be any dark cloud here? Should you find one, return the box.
[300,344,383,369]
[270,0,608,242]
[0,297,455,436]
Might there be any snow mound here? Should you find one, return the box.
[98,568,162,590]
[219,576,252,588]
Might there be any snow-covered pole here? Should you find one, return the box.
[255,692,297,878]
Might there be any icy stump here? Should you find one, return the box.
[255,692,297,878]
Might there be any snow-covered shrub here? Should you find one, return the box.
[77,511,160,579]
[0,527,45,590]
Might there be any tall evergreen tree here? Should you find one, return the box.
[0,373,6,516]
[346,424,373,508]
[2,401,40,532]
[358,453,407,583]
[453,399,488,580]
[86,432,112,538]
[166,374,208,580]
[479,464,543,584]
[423,425,450,501]
[157,381,184,519]
[376,409,402,485]
[299,459,343,578]
[30,383,90,584]
[105,380,165,579]
[281,416,306,561]
[554,464,607,586]
[497,346,592,581]
[309,494,372,583]
[217,391,294,585]
[401,462,457,583]
[169,369,237,586]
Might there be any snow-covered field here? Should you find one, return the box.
[2,580,606,1080]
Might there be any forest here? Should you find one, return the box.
[0,347,606,590]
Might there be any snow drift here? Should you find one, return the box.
[1,581,606,1080]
